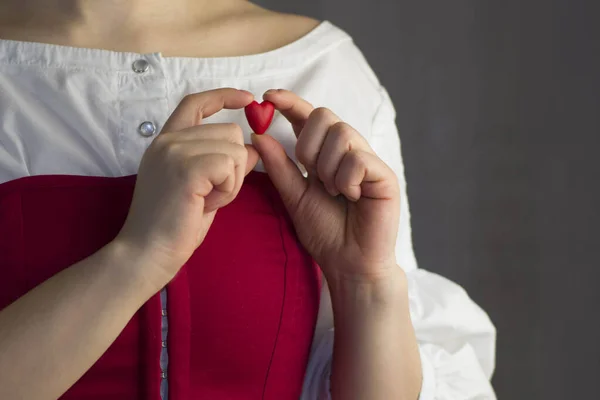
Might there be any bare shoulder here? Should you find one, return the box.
[260,11,322,42]
[168,3,322,57]
[220,4,322,54]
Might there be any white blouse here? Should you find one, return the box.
[0,21,496,399]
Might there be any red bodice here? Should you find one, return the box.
[0,171,321,399]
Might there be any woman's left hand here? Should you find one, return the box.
[252,90,401,284]
[254,90,422,400]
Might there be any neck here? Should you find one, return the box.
[0,0,243,44]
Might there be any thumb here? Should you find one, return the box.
[251,133,307,212]
[244,144,260,176]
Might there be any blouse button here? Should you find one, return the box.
[161,371,167,379]
[138,121,157,137]
[161,309,167,316]
[132,59,150,73]
[161,341,167,348]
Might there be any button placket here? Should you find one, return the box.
[117,56,170,400]
[117,55,169,175]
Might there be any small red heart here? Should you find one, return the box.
[245,100,275,135]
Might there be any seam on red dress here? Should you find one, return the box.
[261,188,289,400]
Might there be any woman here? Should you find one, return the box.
[0,0,496,399]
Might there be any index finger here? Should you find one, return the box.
[263,89,314,136]
[162,88,254,133]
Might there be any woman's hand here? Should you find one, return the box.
[253,89,421,400]
[116,88,259,290]
[252,89,401,285]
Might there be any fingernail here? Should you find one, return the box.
[297,162,308,176]
[239,89,254,96]
[264,89,278,96]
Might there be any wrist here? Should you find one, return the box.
[327,265,409,316]
[101,239,168,300]
[328,265,422,400]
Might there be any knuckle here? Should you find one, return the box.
[181,94,203,123]
[347,150,366,167]
[216,153,236,171]
[330,122,354,142]
[163,141,184,160]
[178,94,193,110]
[181,93,195,105]
[310,107,331,120]
[232,143,247,161]
[225,123,244,142]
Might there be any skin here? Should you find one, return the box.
[0,0,321,57]
[0,2,422,399]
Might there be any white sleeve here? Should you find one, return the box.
[301,87,497,400]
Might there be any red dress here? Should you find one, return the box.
[0,171,321,399]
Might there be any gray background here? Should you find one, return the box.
[256,0,600,399]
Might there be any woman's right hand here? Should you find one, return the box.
[115,88,258,290]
